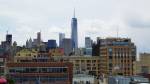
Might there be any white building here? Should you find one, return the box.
[73,74,97,84]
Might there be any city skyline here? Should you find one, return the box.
[0,0,150,53]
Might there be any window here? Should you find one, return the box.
[141,66,149,74]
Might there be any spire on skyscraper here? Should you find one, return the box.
[73,8,75,18]
[6,30,8,35]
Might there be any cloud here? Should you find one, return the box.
[0,0,150,53]
[127,17,150,28]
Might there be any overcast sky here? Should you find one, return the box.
[0,0,150,53]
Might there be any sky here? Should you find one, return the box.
[0,0,150,53]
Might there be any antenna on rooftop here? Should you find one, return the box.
[117,25,119,38]
[6,30,8,35]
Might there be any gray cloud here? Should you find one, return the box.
[127,18,150,28]
[0,0,150,53]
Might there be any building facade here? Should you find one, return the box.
[62,38,72,56]
[6,34,12,46]
[108,76,149,84]
[100,38,136,76]
[59,33,65,48]
[47,40,57,49]
[73,74,98,84]
[37,32,41,47]
[48,48,64,56]
[92,37,101,56]
[134,53,150,79]
[6,62,73,84]
[85,37,92,48]
[58,56,101,77]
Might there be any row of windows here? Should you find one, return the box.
[75,60,99,63]
[13,77,68,81]
[9,67,68,73]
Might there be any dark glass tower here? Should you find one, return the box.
[6,34,12,46]
[71,9,78,50]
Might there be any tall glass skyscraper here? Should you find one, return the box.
[59,33,65,48]
[71,9,78,50]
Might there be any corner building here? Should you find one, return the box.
[100,38,136,76]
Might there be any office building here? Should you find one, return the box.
[85,48,92,56]
[37,32,41,46]
[62,38,72,56]
[1,41,6,49]
[73,74,98,84]
[134,53,150,79]
[26,39,29,48]
[7,49,73,84]
[47,40,57,49]
[92,37,101,56]
[0,48,7,75]
[100,38,136,76]
[85,37,92,48]
[108,76,149,84]
[71,9,78,50]
[59,33,65,48]
[6,62,73,84]
[28,38,32,49]
[6,34,12,46]
[85,37,93,56]
[57,56,101,76]
[32,39,38,48]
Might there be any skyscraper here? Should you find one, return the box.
[59,33,65,48]
[71,9,78,50]
[62,38,72,56]
[37,32,41,46]
[85,37,93,55]
[85,37,92,48]
[6,34,12,46]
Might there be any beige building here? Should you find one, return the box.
[99,38,136,76]
[54,56,101,77]
[135,53,150,75]
[14,49,101,77]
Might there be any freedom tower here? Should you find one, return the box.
[71,9,78,51]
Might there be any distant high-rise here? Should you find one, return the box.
[85,37,92,48]
[47,40,57,49]
[6,34,12,46]
[62,38,72,56]
[71,9,78,50]
[26,39,29,48]
[26,38,32,49]
[28,38,32,49]
[85,37,93,56]
[59,33,65,48]
[37,32,41,46]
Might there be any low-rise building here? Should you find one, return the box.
[73,74,97,84]
[6,62,73,84]
[53,56,101,77]
[0,48,8,76]
[108,76,149,84]
[134,53,150,79]
[48,48,64,56]
[16,49,38,57]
